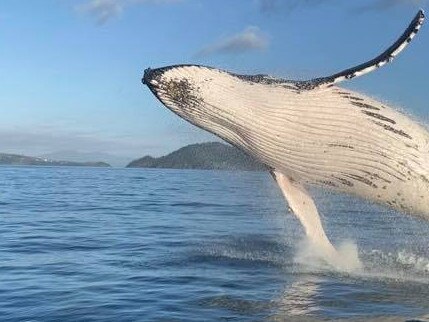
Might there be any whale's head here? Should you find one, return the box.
[143,65,207,121]
[142,64,258,145]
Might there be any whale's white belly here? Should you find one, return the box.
[193,74,429,217]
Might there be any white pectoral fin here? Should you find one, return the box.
[271,171,363,271]
[270,170,336,253]
[298,10,425,90]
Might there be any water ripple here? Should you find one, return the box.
[0,166,428,321]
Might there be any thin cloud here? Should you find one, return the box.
[256,0,425,13]
[0,124,213,166]
[257,0,333,13]
[0,126,153,160]
[355,0,427,12]
[77,0,124,25]
[76,0,182,25]
[258,0,278,13]
[196,26,269,57]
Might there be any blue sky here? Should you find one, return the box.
[0,0,428,166]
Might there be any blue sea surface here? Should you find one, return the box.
[0,166,428,321]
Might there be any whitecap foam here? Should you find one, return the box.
[293,238,363,273]
[358,249,429,283]
[293,239,429,284]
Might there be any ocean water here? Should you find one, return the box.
[0,166,428,322]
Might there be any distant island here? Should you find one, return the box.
[127,142,267,171]
[0,153,111,167]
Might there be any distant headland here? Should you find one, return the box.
[1,142,267,170]
[0,153,110,167]
[127,142,267,171]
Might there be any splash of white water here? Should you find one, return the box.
[293,238,429,284]
[294,238,363,273]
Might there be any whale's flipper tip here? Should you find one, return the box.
[299,10,425,90]
[416,9,425,27]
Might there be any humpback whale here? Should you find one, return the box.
[142,11,427,257]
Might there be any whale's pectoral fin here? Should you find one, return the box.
[270,170,337,253]
[297,10,425,90]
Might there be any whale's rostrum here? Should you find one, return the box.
[142,10,427,261]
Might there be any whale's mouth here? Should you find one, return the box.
[142,67,171,104]
[142,67,165,87]
[142,68,153,85]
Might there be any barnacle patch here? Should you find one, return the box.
[161,78,204,108]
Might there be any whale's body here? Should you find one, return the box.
[143,11,427,255]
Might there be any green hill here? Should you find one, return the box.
[127,142,267,171]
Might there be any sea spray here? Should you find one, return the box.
[294,238,362,273]
[362,249,429,282]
